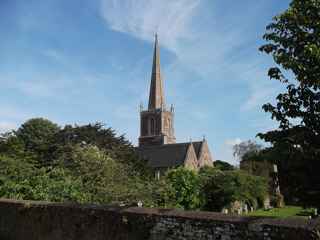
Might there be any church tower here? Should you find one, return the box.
[139,35,176,147]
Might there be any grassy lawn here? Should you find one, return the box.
[246,206,315,218]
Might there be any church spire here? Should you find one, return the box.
[148,34,165,110]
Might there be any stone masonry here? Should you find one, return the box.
[0,199,319,240]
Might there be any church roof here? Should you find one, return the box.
[193,141,203,158]
[136,141,203,169]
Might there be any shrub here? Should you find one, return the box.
[0,155,85,202]
[199,167,268,211]
[161,167,200,210]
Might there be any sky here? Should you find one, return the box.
[0,0,291,164]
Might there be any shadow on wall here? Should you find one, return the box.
[0,199,319,240]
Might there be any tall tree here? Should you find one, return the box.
[233,140,263,162]
[258,0,320,206]
[49,123,149,174]
[14,118,60,164]
[214,160,235,171]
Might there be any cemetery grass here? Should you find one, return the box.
[246,206,314,218]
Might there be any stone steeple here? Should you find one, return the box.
[148,34,165,110]
[137,35,214,174]
[139,35,176,147]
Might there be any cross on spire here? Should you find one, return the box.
[148,33,165,110]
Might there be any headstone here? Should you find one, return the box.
[222,208,228,214]
[244,204,248,214]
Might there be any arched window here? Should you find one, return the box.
[150,118,155,135]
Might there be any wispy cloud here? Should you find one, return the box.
[101,0,200,51]
[100,0,273,88]
[225,138,242,147]
[0,105,29,133]
[2,74,72,98]
[0,105,28,120]
[0,121,17,133]
[242,85,276,111]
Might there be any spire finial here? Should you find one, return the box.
[170,104,174,112]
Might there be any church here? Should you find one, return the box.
[136,35,214,177]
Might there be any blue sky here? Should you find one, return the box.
[0,0,291,164]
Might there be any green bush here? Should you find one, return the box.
[0,155,85,202]
[199,167,268,211]
[0,118,269,211]
[160,167,200,210]
[0,145,155,206]
[62,144,154,205]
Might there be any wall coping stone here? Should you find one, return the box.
[0,198,319,240]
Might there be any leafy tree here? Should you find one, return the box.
[214,160,235,171]
[0,144,155,205]
[233,140,263,161]
[49,123,149,174]
[199,168,268,211]
[0,119,155,205]
[199,165,223,180]
[258,0,320,207]
[60,144,154,205]
[15,118,60,164]
[0,155,85,202]
[163,167,200,210]
[233,140,267,176]
[0,132,28,159]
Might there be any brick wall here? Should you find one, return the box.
[0,199,319,240]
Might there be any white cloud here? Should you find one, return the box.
[98,0,283,161]
[0,105,32,133]
[101,0,200,51]
[16,79,60,98]
[0,121,17,133]
[225,138,242,147]
[99,0,271,85]
[0,106,28,120]
[237,62,281,112]
[242,84,276,111]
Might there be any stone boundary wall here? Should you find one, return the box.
[0,199,319,240]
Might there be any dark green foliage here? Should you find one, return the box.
[0,155,85,202]
[0,118,269,211]
[16,118,60,150]
[214,160,235,171]
[259,0,320,207]
[15,118,60,164]
[49,123,149,174]
[60,144,154,205]
[0,119,152,205]
[199,167,268,211]
[157,166,268,211]
[0,133,27,158]
[0,145,153,205]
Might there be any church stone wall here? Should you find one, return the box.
[184,144,199,170]
[198,141,214,168]
[0,199,319,240]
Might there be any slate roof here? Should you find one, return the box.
[193,141,203,158]
[136,141,203,169]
